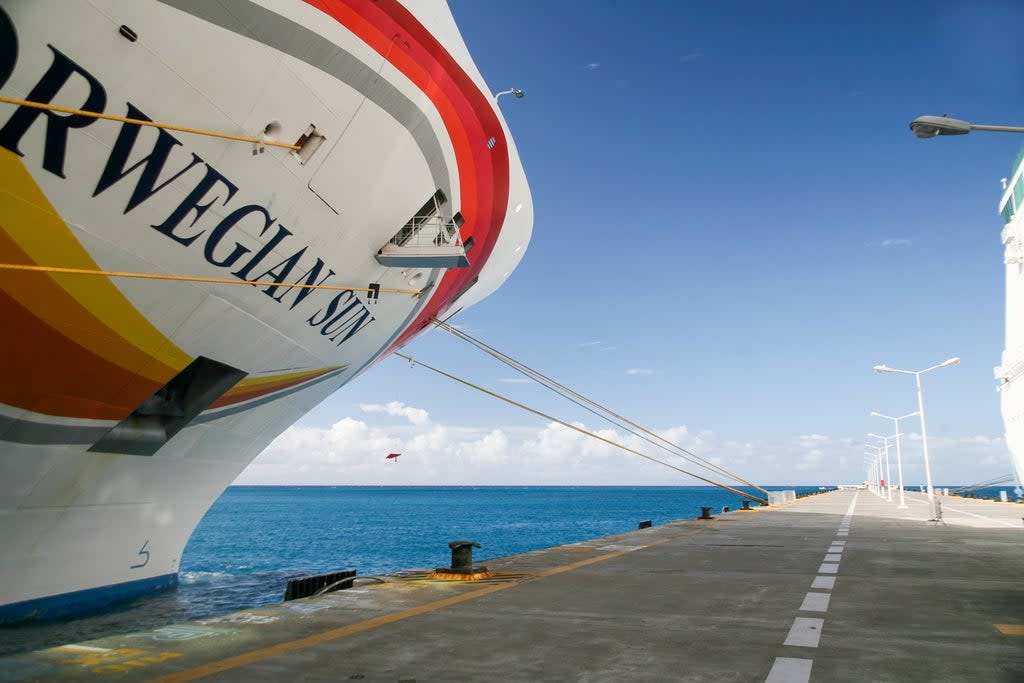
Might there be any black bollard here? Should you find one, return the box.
[447,540,481,572]
[722,506,730,513]
[699,506,714,520]
[638,520,652,529]
[742,500,752,511]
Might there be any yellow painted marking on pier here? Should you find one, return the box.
[49,646,183,674]
[145,529,704,682]
[995,623,1024,635]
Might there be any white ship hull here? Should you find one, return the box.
[996,149,1024,487]
[0,0,532,621]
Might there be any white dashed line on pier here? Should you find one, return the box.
[811,576,835,590]
[799,592,831,612]
[764,656,813,683]
[784,617,824,647]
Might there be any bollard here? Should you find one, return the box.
[742,500,752,510]
[429,540,494,580]
[722,506,730,513]
[699,506,714,520]
[638,520,652,529]
[447,540,481,572]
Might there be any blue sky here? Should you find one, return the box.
[237,0,1024,488]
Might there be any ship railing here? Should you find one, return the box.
[376,214,470,269]
[388,214,465,250]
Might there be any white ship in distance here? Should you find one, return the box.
[996,146,1024,488]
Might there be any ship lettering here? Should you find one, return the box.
[272,259,336,311]
[204,205,270,268]
[0,44,105,179]
[307,290,376,345]
[0,36,377,347]
[0,9,16,91]
[93,102,205,214]
[231,223,293,279]
[150,163,238,246]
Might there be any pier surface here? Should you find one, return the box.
[2,490,1022,682]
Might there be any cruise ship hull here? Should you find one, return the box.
[0,0,532,621]
[997,149,1024,488]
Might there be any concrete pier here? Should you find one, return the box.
[1,490,1021,682]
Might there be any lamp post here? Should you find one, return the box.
[868,434,894,502]
[863,455,877,494]
[865,445,884,496]
[494,87,525,102]
[909,115,1024,138]
[873,358,959,520]
[871,411,919,509]
[862,455,874,494]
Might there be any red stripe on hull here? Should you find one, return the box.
[303,0,511,349]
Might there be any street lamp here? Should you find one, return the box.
[494,87,525,102]
[865,445,884,496]
[863,455,877,494]
[868,433,895,502]
[871,410,919,509]
[873,358,959,520]
[909,115,1024,139]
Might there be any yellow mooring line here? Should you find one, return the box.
[0,264,422,297]
[0,96,301,150]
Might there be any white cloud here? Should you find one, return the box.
[235,403,1014,488]
[796,434,831,449]
[457,429,509,465]
[881,238,912,247]
[625,368,652,376]
[359,401,429,426]
[498,377,534,384]
[580,340,617,352]
[586,62,601,70]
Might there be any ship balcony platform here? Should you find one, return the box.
[375,214,470,269]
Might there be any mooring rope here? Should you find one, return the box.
[0,96,301,150]
[395,352,767,503]
[432,318,768,495]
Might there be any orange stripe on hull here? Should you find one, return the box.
[1,149,342,421]
[210,367,340,409]
[0,288,165,419]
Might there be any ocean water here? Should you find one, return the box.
[1,485,824,656]
[941,485,1023,501]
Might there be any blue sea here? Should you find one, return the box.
[2,484,826,655]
